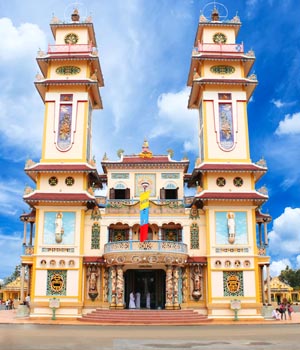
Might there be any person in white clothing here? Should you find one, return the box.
[135,291,141,309]
[129,291,136,309]
[146,292,151,309]
[271,308,281,320]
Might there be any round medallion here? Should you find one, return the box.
[64,33,79,44]
[49,176,58,186]
[213,32,227,44]
[233,177,243,187]
[65,176,75,186]
[216,177,226,187]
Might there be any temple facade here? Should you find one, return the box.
[20,6,272,320]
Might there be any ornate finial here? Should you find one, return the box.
[117,149,124,158]
[182,153,189,161]
[202,2,228,22]
[139,139,153,158]
[211,7,220,21]
[102,152,108,161]
[71,8,80,22]
[256,157,267,168]
[167,149,174,159]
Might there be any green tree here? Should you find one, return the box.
[3,265,21,285]
[278,266,300,288]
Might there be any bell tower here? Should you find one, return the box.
[187,5,271,318]
[21,8,104,317]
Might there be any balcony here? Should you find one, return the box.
[104,240,188,266]
[22,244,34,256]
[47,44,94,55]
[105,240,187,254]
[194,42,244,54]
[96,197,189,214]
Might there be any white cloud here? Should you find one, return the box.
[150,87,198,153]
[270,259,292,277]
[271,99,285,108]
[268,207,300,258]
[0,233,23,279]
[275,112,300,135]
[0,18,46,62]
[0,179,26,216]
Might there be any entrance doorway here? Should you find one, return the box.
[124,269,166,309]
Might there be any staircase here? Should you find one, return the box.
[79,309,210,325]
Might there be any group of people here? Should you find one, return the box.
[129,291,151,309]
[272,301,294,320]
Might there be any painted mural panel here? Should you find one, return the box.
[219,102,234,150]
[135,173,156,197]
[215,211,248,245]
[43,211,76,245]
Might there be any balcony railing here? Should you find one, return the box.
[48,44,93,54]
[104,240,188,254]
[195,42,244,54]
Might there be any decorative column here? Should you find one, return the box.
[103,268,109,302]
[165,265,173,309]
[173,266,180,309]
[29,220,34,246]
[110,266,117,308]
[261,265,265,304]
[266,264,271,305]
[20,265,26,302]
[23,221,27,245]
[264,222,269,245]
[116,265,124,308]
[181,267,188,303]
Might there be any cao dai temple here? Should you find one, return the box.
[19,6,273,321]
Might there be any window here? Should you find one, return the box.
[160,187,178,200]
[109,188,130,199]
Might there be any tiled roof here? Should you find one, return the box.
[195,191,268,201]
[196,163,267,172]
[25,163,97,172]
[23,192,95,203]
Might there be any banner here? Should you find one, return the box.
[140,224,149,243]
[140,191,150,210]
[140,191,150,242]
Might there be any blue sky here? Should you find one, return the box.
[0,0,300,280]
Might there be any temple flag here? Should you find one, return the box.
[140,190,150,210]
[140,208,149,226]
[140,190,150,242]
[140,224,149,243]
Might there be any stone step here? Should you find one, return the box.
[79,309,210,324]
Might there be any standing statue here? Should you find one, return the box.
[192,264,202,300]
[87,266,99,301]
[55,212,64,243]
[227,212,236,244]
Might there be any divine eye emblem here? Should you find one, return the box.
[64,33,79,44]
[213,32,227,44]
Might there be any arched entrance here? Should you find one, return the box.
[124,269,166,309]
